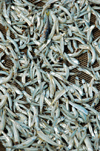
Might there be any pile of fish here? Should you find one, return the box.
[0,0,100,150]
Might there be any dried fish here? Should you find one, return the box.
[37,129,63,147]
[40,11,50,43]
[0,0,100,150]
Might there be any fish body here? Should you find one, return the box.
[40,12,50,43]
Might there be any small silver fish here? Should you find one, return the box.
[40,11,50,43]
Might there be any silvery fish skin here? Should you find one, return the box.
[5,0,12,4]
[40,12,50,43]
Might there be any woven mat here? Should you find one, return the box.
[0,1,100,150]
